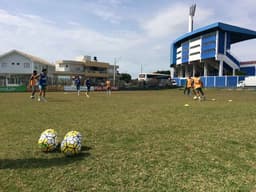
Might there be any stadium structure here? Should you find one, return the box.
[170,4,256,87]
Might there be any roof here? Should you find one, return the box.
[0,49,53,66]
[56,60,85,65]
[173,22,256,45]
[57,59,110,68]
[240,61,256,65]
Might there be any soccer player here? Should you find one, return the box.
[106,79,111,95]
[184,76,193,95]
[85,78,91,98]
[193,72,205,101]
[38,68,48,102]
[29,70,38,99]
[74,76,81,96]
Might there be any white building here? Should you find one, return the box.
[0,50,55,86]
[55,55,119,85]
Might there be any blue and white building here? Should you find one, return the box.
[170,22,256,87]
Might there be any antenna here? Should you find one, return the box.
[188,4,196,32]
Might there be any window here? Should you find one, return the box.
[24,63,30,68]
[190,52,200,56]
[59,64,64,67]
[17,62,20,65]
[190,44,200,49]
[66,65,68,68]
[139,74,145,78]
[12,62,15,65]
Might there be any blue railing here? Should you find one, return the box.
[174,76,246,88]
[226,51,240,67]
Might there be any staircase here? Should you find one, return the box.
[216,51,240,70]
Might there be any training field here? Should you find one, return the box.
[1,89,256,191]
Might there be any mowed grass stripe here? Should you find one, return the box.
[1,89,256,191]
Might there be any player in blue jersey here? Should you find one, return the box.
[38,68,48,102]
[85,78,91,98]
[74,76,81,96]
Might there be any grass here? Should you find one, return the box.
[1,89,256,191]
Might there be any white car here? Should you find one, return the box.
[171,79,177,86]
[237,81,245,88]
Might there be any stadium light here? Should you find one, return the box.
[188,4,196,32]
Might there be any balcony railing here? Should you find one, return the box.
[85,70,108,77]
[226,51,240,67]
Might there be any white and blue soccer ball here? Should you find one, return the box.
[38,129,58,152]
[61,131,82,156]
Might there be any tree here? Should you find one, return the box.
[120,73,132,83]
[235,70,246,76]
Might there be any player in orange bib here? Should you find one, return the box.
[106,80,111,95]
[184,76,194,95]
[193,72,205,101]
[29,70,38,99]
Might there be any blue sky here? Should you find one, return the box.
[0,0,256,78]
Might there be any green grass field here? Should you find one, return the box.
[1,89,256,191]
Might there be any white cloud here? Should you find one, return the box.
[141,3,214,39]
[228,0,256,29]
[213,0,256,61]
[0,8,147,74]
[97,0,124,6]
[90,8,122,24]
[80,0,124,24]
[1,0,256,78]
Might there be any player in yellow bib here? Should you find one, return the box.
[29,70,38,99]
[106,80,111,95]
[193,73,205,101]
[184,76,194,95]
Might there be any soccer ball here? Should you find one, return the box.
[38,129,58,152]
[193,96,198,100]
[64,131,82,143]
[61,136,82,156]
[61,131,82,156]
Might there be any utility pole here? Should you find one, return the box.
[113,57,121,87]
[113,58,116,87]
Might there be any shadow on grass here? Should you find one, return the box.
[0,146,92,169]
[81,146,92,151]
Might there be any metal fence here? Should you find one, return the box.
[0,74,56,87]
[0,74,249,91]
[173,76,246,88]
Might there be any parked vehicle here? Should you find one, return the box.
[237,76,256,87]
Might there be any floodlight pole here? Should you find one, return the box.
[189,4,196,32]
[113,57,121,87]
